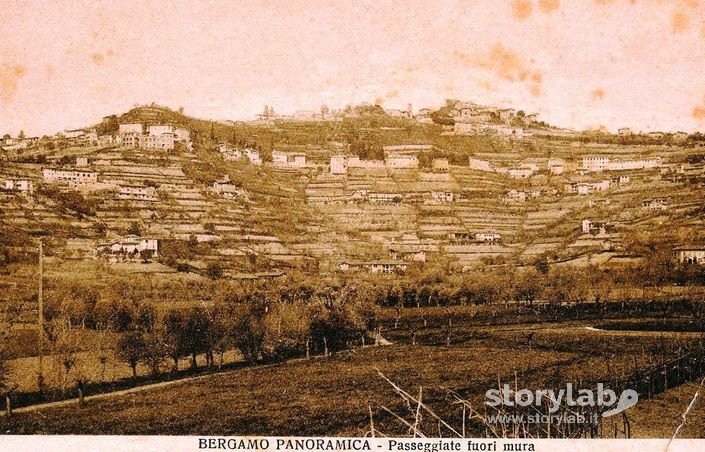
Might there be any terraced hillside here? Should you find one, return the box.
[3,106,705,281]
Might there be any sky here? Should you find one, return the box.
[1,0,705,136]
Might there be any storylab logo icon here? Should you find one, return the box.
[485,383,639,418]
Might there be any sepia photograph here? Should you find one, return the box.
[2,0,705,450]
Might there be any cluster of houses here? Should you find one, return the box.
[217,143,262,165]
[118,123,191,151]
[642,198,669,210]
[448,231,502,244]
[450,101,538,138]
[581,219,614,235]
[617,128,689,141]
[97,235,159,261]
[336,260,410,274]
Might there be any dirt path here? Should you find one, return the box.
[3,339,394,416]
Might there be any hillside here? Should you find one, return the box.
[2,104,705,283]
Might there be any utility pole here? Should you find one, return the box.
[37,240,44,397]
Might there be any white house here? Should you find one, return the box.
[272,151,307,168]
[213,177,244,199]
[3,179,34,193]
[506,189,527,202]
[244,148,262,165]
[432,158,450,172]
[117,184,158,201]
[43,168,98,184]
[674,247,705,265]
[468,157,494,172]
[548,158,565,175]
[337,260,409,274]
[506,166,535,179]
[330,155,348,174]
[431,191,454,202]
[618,127,633,137]
[582,156,610,172]
[474,231,501,242]
[384,152,419,169]
[368,192,402,203]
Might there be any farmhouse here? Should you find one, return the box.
[505,166,535,179]
[468,157,494,172]
[582,219,613,235]
[383,146,427,169]
[117,184,158,201]
[448,231,474,243]
[368,192,402,203]
[618,127,633,137]
[431,191,454,202]
[218,143,242,159]
[548,158,565,175]
[3,178,34,193]
[272,151,307,168]
[245,148,262,165]
[565,180,610,195]
[673,247,705,264]
[432,158,450,172]
[43,168,98,184]
[642,198,668,210]
[337,260,409,274]
[97,235,159,257]
[213,177,244,199]
[506,190,527,202]
[347,157,385,169]
[474,231,501,242]
[389,245,427,262]
[330,155,348,174]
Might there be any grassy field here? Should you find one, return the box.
[1,307,702,436]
